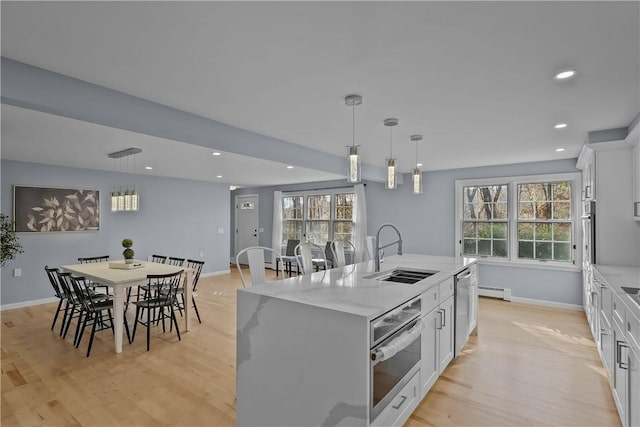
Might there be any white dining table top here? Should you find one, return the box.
[61,260,184,286]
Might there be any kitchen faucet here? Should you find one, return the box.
[375,224,403,272]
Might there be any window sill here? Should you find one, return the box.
[474,257,581,272]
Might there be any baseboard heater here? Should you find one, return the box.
[478,286,512,301]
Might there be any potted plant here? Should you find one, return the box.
[122,238,135,263]
[1,214,23,267]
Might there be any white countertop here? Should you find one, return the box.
[593,264,640,320]
[238,254,476,320]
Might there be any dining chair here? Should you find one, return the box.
[167,257,185,266]
[44,266,68,332]
[69,275,128,357]
[78,255,109,263]
[55,271,108,341]
[236,246,284,287]
[77,255,110,295]
[330,240,357,268]
[278,239,299,277]
[131,270,184,351]
[173,259,205,323]
[151,254,167,264]
[294,242,327,275]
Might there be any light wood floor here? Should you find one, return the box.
[2,268,620,426]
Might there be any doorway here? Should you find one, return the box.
[235,195,259,262]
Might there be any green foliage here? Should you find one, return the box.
[123,248,135,259]
[121,238,133,248]
[1,214,23,267]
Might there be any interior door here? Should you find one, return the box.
[235,195,259,260]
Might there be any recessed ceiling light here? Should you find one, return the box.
[212,152,222,156]
[216,175,223,178]
[554,123,568,129]
[556,148,566,152]
[144,166,153,170]
[416,163,423,167]
[286,165,294,169]
[554,69,576,80]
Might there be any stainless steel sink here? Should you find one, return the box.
[368,268,437,284]
[622,287,640,307]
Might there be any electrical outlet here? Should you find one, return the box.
[199,251,204,258]
[13,268,22,277]
[217,227,224,234]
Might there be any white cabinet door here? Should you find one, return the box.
[438,295,455,372]
[613,320,628,424]
[633,142,640,211]
[628,344,639,427]
[469,267,478,334]
[600,312,614,383]
[420,308,440,399]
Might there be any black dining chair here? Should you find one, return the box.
[151,254,167,264]
[55,271,108,342]
[131,270,184,351]
[279,239,300,277]
[69,275,129,357]
[167,257,185,266]
[173,259,205,324]
[78,255,111,295]
[44,266,68,332]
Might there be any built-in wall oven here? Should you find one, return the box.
[369,296,424,422]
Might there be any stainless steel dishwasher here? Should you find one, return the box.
[454,268,472,356]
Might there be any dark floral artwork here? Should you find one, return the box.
[13,186,100,232]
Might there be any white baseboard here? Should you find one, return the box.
[508,296,583,311]
[201,269,231,278]
[1,297,58,311]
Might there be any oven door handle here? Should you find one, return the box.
[371,318,424,366]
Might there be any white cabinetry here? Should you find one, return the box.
[438,295,455,370]
[590,267,640,427]
[419,277,456,400]
[469,264,478,334]
[577,142,638,267]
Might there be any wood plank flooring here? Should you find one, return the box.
[2,268,620,426]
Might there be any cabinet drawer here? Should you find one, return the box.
[628,311,640,351]
[599,282,612,322]
[439,277,454,301]
[612,295,626,330]
[422,286,439,315]
[371,371,420,427]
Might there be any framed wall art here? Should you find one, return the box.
[13,185,100,232]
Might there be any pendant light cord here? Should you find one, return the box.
[352,103,356,148]
[389,126,393,158]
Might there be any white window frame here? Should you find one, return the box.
[455,172,582,271]
[281,188,356,249]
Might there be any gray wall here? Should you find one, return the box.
[232,158,583,306]
[1,160,230,307]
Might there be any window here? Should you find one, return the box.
[462,184,508,257]
[283,196,303,242]
[517,181,572,262]
[455,173,579,268]
[334,193,355,243]
[281,190,355,247]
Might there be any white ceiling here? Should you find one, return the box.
[1,1,639,185]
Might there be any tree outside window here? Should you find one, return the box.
[517,181,572,262]
[462,184,508,257]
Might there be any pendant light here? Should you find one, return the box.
[345,94,363,183]
[108,147,141,212]
[411,134,423,194]
[384,118,399,189]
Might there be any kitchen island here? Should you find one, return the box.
[236,254,477,427]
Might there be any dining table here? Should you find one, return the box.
[61,260,193,353]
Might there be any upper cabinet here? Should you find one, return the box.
[576,126,639,267]
[632,133,640,220]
